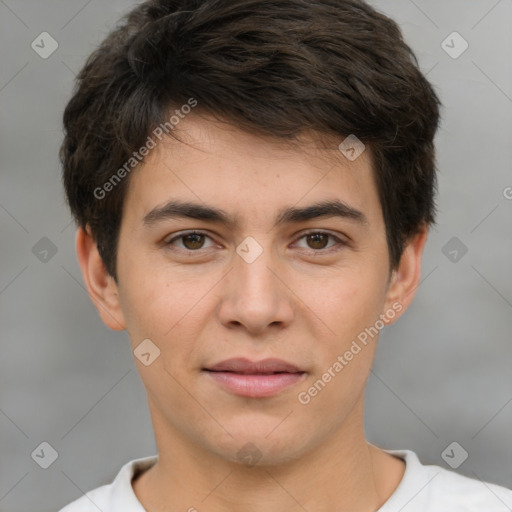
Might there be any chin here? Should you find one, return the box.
[206,427,312,468]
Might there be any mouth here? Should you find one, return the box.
[203,358,306,398]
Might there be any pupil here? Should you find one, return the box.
[308,233,328,249]
[184,233,204,250]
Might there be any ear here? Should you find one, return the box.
[381,224,428,325]
[75,225,126,331]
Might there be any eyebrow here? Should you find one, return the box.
[142,199,368,228]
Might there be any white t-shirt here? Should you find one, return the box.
[59,449,512,511]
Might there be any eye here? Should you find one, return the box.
[293,231,346,254]
[164,230,346,255]
[165,230,215,251]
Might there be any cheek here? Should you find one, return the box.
[117,242,175,327]
[306,270,386,398]
[118,269,212,372]
[323,267,386,337]
[117,271,175,352]
[299,277,383,414]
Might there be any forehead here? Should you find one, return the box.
[122,114,383,231]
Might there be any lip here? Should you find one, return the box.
[203,358,306,398]
[206,357,303,374]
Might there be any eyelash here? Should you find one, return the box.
[164,230,347,255]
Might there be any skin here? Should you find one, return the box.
[76,113,427,512]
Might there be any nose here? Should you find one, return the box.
[217,238,295,337]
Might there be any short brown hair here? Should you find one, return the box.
[61,0,442,280]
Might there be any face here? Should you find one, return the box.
[82,114,424,467]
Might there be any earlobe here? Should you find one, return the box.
[75,226,127,331]
[382,224,428,325]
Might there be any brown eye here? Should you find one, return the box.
[294,231,345,254]
[165,231,214,251]
[306,233,330,250]
[181,233,205,250]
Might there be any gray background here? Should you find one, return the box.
[1,1,511,511]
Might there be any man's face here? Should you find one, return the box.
[111,115,403,465]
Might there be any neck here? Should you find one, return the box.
[133,396,405,512]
